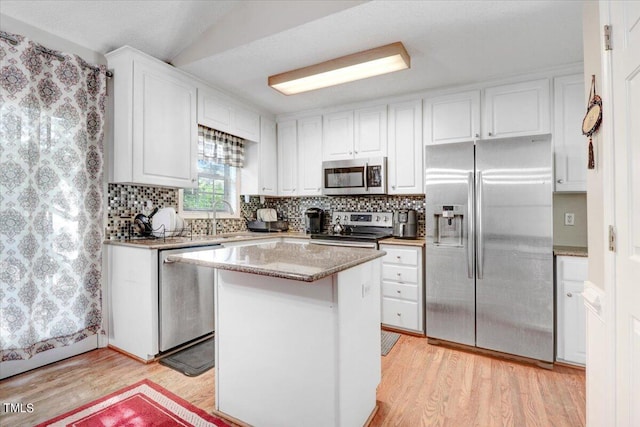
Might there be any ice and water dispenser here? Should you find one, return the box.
[433,205,464,246]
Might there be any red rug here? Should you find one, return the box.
[35,379,231,427]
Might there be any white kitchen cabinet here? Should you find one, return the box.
[323,110,354,160]
[554,74,587,192]
[387,100,423,194]
[107,245,159,361]
[379,244,424,334]
[107,46,198,188]
[241,117,277,196]
[297,116,323,196]
[424,90,481,145]
[277,120,298,195]
[198,86,260,142]
[354,105,387,157]
[483,79,550,139]
[323,106,387,161]
[556,255,587,365]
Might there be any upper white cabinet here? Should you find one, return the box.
[354,105,387,157]
[323,110,354,160]
[297,116,323,196]
[323,106,387,161]
[107,46,198,188]
[483,79,550,139]
[424,90,481,145]
[277,120,298,196]
[556,255,587,366]
[241,117,277,196]
[554,74,587,192]
[388,100,423,194]
[198,86,260,142]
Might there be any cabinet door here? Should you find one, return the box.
[133,60,197,188]
[198,88,233,134]
[277,120,298,195]
[354,105,387,158]
[297,116,323,196]
[388,100,423,194]
[483,79,550,138]
[556,256,587,365]
[234,107,261,142]
[259,118,278,196]
[424,90,480,145]
[554,74,587,192]
[322,111,354,160]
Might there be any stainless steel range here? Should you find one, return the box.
[310,211,393,249]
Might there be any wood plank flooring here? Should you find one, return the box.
[0,334,585,426]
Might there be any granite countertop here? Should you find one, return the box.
[553,245,588,257]
[103,231,310,250]
[379,237,425,247]
[166,241,386,282]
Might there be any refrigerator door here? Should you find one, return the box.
[475,135,554,362]
[425,141,475,346]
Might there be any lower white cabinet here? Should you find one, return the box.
[556,255,587,365]
[379,243,424,334]
[107,245,159,361]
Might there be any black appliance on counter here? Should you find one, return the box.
[304,207,324,234]
[246,220,289,232]
[392,209,417,238]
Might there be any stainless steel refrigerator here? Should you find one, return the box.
[425,135,554,362]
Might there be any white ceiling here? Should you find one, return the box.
[0,0,584,116]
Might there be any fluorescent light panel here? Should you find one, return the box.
[269,42,410,95]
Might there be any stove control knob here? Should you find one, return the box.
[343,215,348,221]
[376,216,381,222]
[383,216,389,222]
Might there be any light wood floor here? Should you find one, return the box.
[0,334,585,426]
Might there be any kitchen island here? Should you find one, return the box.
[167,242,385,427]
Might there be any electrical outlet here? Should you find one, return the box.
[564,213,575,226]
[146,200,153,210]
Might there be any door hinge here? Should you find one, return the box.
[609,225,616,252]
[604,25,612,51]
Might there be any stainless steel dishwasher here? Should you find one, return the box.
[158,245,219,352]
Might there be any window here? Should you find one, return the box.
[181,157,238,216]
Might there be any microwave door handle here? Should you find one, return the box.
[364,162,369,192]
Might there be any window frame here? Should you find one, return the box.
[178,162,241,220]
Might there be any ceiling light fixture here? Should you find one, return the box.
[268,42,410,95]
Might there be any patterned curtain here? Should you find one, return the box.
[0,32,107,360]
[198,125,245,167]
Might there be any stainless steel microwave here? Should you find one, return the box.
[322,157,387,195]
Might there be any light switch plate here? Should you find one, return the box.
[564,213,575,226]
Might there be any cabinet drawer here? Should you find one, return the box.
[382,264,418,284]
[382,298,419,330]
[382,282,418,302]
[381,246,419,266]
[558,257,587,281]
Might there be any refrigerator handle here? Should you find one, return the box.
[476,170,484,279]
[467,172,474,279]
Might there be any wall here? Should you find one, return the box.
[553,193,588,247]
[105,183,425,239]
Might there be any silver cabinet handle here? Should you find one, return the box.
[396,290,401,294]
[262,187,266,190]
[467,172,474,279]
[396,313,401,316]
[475,133,480,138]
[476,171,484,279]
[392,185,396,190]
[349,151,353,155]
[567,292,573,297]
[191,178,196,183]
[396,255,401,260]
[557,179,564,184]
[488,132,493,136]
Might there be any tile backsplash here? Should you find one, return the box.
[105,183,426,239]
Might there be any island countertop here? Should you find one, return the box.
[166,241,386,282]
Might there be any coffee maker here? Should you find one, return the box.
[392,209,417,238]
[304,208,324,233]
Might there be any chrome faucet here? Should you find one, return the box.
[211,199,234,235]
